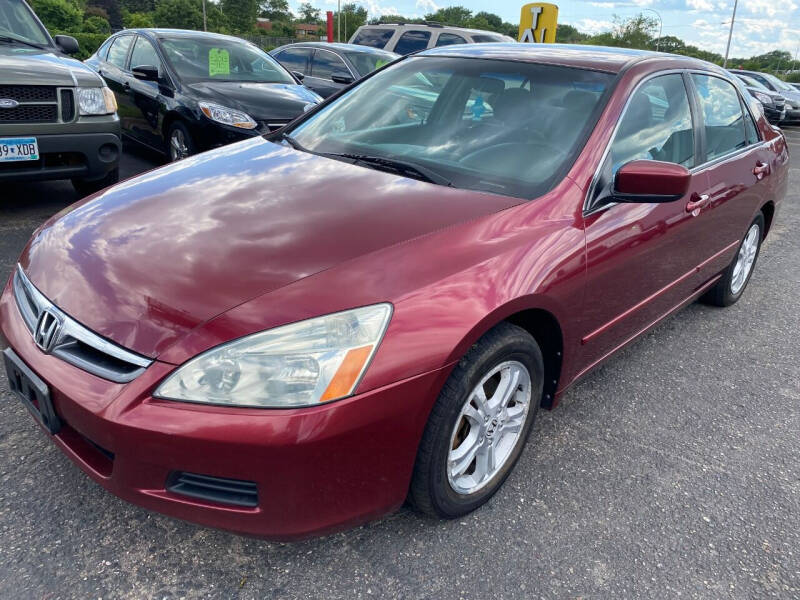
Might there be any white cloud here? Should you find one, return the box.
[687,0,714,12]
[415,0,439,13]
[575,18,615,34]
[589,2,616,8]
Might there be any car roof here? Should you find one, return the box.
[126,28,250,44]
[275,42,398,56]
[417,43,714,74]
[359,23,512,36]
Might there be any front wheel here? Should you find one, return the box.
[701,212,764,307]
[409,322,544,518]
[166,121,196,162]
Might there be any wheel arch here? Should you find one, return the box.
[445,298,566,410]
[760,200,775,238]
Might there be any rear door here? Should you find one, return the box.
[99,34,134,132]
[579,72,712,371]
[686,73,773,286]
[272,47,312,81]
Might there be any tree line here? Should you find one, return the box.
[28,0,800,80]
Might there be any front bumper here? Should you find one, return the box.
[0,279,447,539]
[764,105,786,124]
[781,106,800,123]
[0,131,121,183]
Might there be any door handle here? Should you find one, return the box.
[686,193,710,215]
[753,161,770,180]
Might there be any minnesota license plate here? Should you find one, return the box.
[0,137,39,162]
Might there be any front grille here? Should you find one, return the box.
[60,89,74,122]
[12,265,152,383]
[0,104,58,123]
[167,472,259,508]
[0,85,57,102]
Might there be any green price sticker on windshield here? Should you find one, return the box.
[209,48,230,77]
[375,59,388,69]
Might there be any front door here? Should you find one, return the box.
[579,72,711,372]
[306,49,351,98]
[125,35,166,150]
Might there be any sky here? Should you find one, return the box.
[289,0,800,59]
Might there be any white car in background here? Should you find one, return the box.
[349,22,515,55]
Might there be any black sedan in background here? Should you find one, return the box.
[270,42,399,98]
[731,72,786,125]
[86,29,322,161]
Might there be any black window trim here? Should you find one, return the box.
[274,46,312,76]
[393,29,433,54]
[129,34,175,88]
[435,32,467,47]
[584,68,768,216]
[309,47,355,81]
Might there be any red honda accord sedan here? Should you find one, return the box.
[0,45,789,539]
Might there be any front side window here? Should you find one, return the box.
[288,57,613,200]
[107,35,133,69]
[436,33,467,47]
[160,36,294,84]
[351,28,394,49]
[97,38,113,61]
[311,50,349,80]
[691,74,747,161]
[611,73,695,171]
[393,31,431,55]
[275,47,311,75]
[130,37,161,71]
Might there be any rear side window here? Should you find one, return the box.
[97,38,113,61]
[611,73,695,170]
[472,34,507,43]
[393,31,431,55]
[311,50,348,80]
[107,35,133,69]
[436,33,467,47]
[691,74,747,161]
[274,48,311,75]
[351,28,394,49]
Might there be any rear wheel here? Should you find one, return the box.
[166,121,196,162]
[409,322,543,518]
[701,213,764,307]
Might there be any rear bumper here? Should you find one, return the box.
[0,131,121,183]
[0,279,446,539]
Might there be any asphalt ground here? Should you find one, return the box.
[0,130,798,599]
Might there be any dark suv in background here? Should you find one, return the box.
[0,0,121,195]
[732,69,800,123]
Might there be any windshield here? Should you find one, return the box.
[288,56,613,199]
[736,74,769,91]
[0,0,50,46]
[344,49,397,76]
[160,36,295,84]
[761,72,792,92]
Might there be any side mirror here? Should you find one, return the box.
[613,160,690,203]
[54,35,79,55]
[331,72,354,85]
[132,65,160,81]
[291,70,305,81]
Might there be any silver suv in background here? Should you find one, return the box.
[348,23,514,55]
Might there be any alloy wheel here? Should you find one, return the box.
[447,360,532,495]
[170,129,189,161]
[731,223,760,295]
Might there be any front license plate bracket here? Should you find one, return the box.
[3,348,61,434]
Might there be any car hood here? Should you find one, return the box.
[20,137,522,358]
[0,45,101,87]
[187,81,320,121]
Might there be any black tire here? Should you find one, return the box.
[409,322,544,518]
[701,212,765,307]
[71,167,119,197]
[166,121,196,162]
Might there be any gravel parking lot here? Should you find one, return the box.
[1,129,799,599]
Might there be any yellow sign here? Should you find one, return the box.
[518,3,558,43]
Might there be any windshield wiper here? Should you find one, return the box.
[278,132,308,152]
[336,153,453,187]
[0,35,46,50]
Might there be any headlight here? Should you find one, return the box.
[753,92,771,105]
[154,304,392,408]
[77,86,117,115]
[199,101,257,129]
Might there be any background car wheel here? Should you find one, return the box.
[409,322,544,519]
[71,167,119,197]
[167,121,196,162]
[701,212,765,307]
